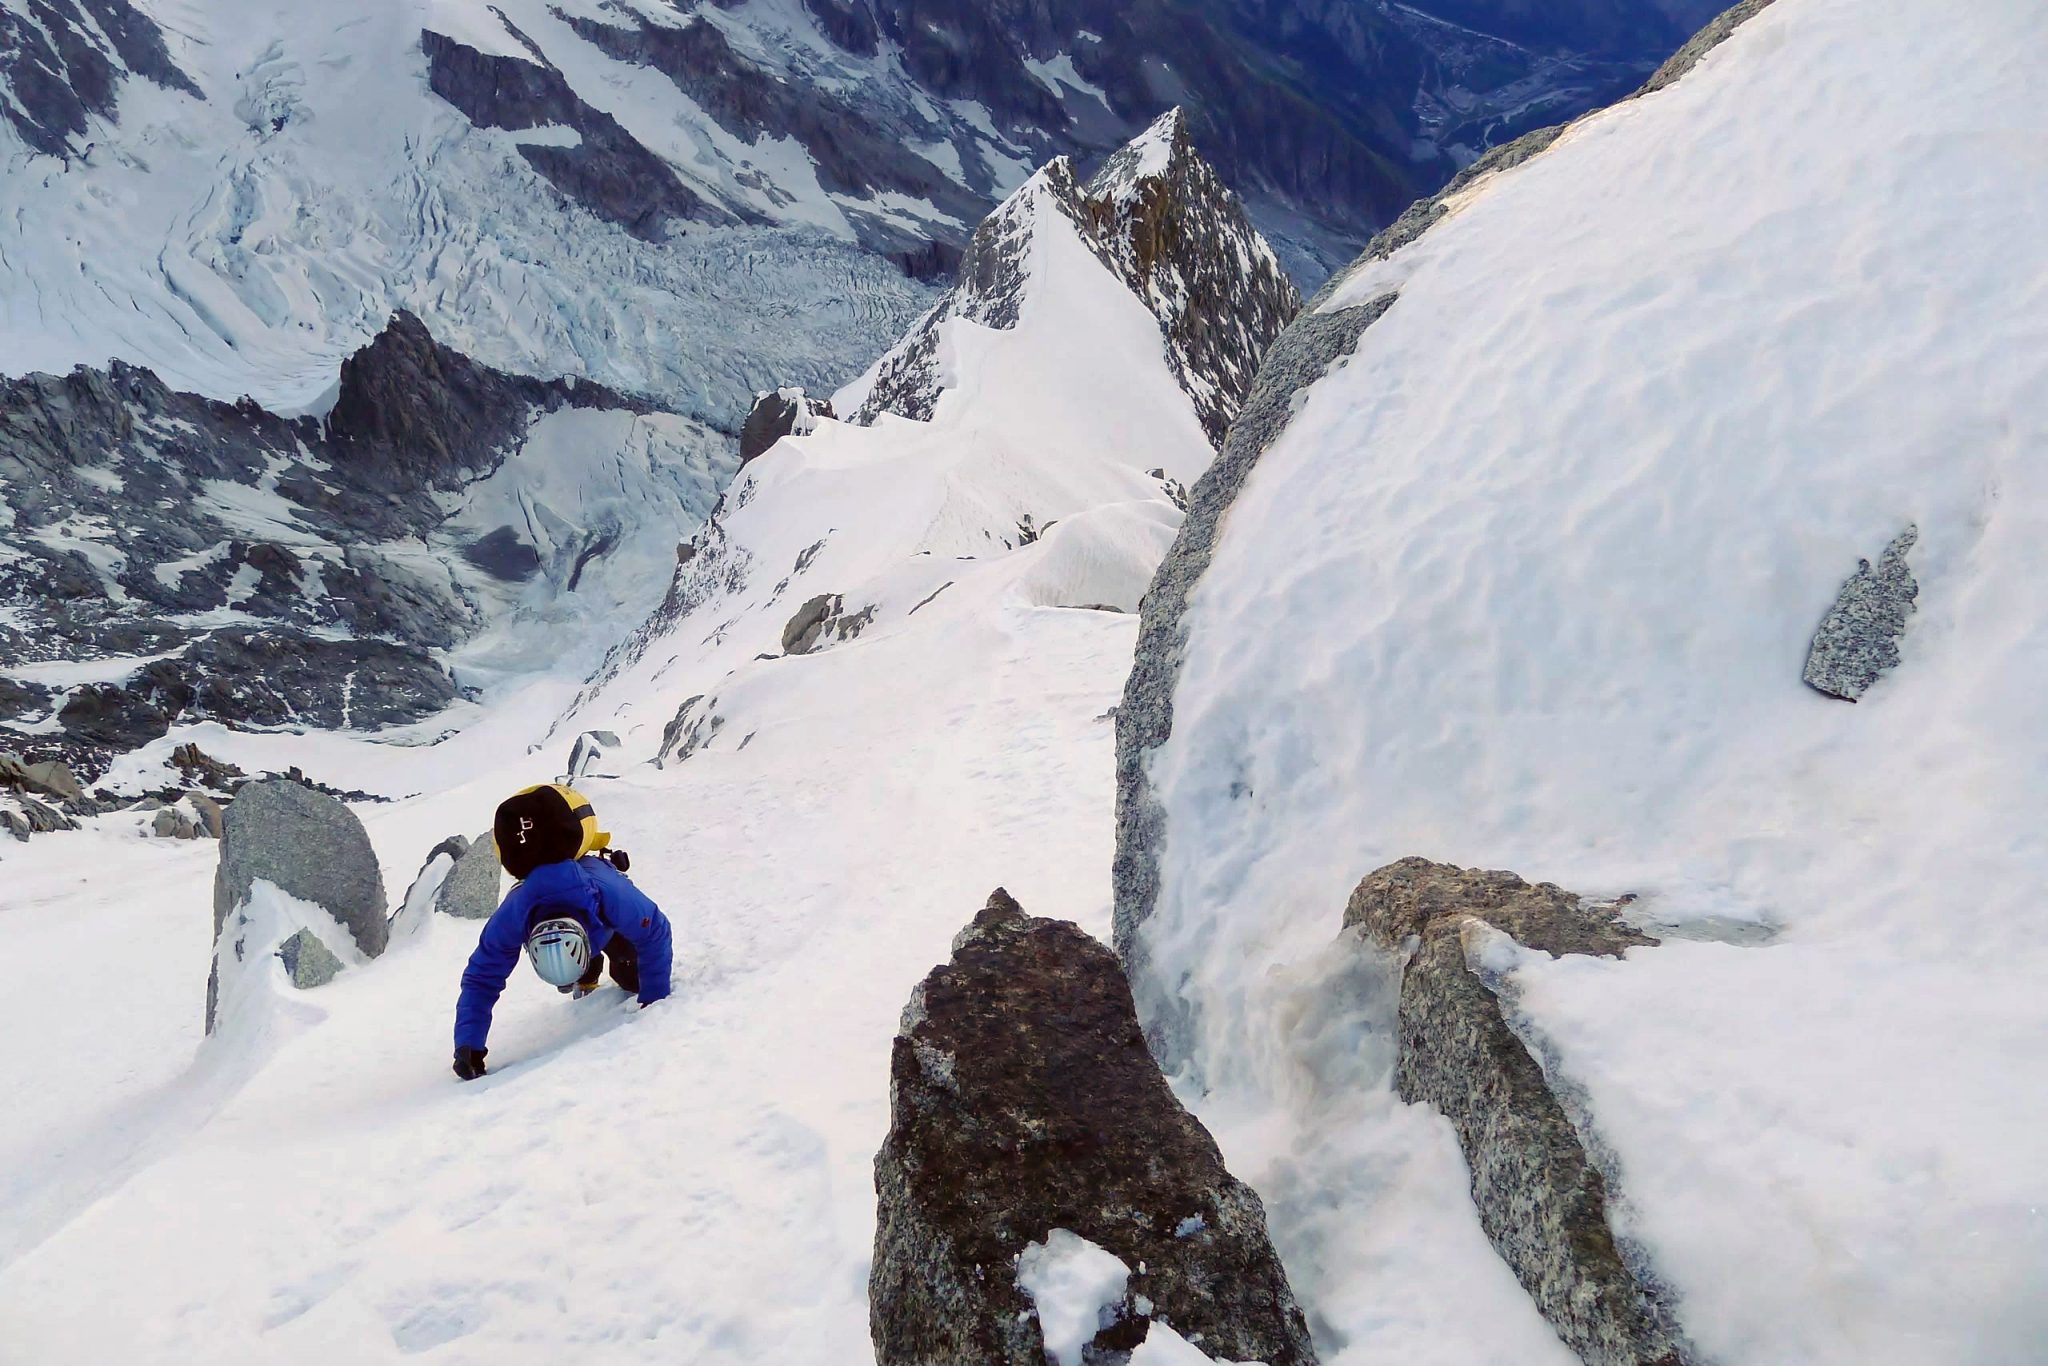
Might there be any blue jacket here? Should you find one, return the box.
[454,856,673,1051]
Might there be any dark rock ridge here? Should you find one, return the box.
[740,388,835,464]
[1113,0,1783,1066]
[208,778,388,1031]
[1345,858,1690,1366]
[1638,0,1778,95]
[421,28,723,241]
[1803,526,1916,702]
[0,0,200,158]
[1079,110,1304,446]
[871,888,1315,1365]
[855,111,1299,448]
[0,310,681,774]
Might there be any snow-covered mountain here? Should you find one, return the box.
[580,110,1277,753]
[7,0,2039,1363]
[849,109,1298,447]
[1117,0,2048,1360]
[0,0,1726,428]
[0,310,733,785]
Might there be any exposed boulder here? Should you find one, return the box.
[565,730,622,783]
[781,594,875,656]
[208,778,387,1031]
[782,594,835,653]
[871,888,1316,1365]
[151,804,208,840]
[740,387,835,463]
[435,832,503,920]
[1344,858,1688,1366]
[275,928,345,989]
[1,793,76,840]
[170,742,244,794]
[0,752,83,804]
[1803,526,1917,701]
[187,792,225,839]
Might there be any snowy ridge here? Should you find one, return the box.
[1123,0,2048,1360]
[848,111,1298,446]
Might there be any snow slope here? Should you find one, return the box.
[1133,0,2048,1361]
[0,133,1224,1360]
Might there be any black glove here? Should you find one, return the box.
[453,1046,488,1081]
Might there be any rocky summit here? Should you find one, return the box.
[856,110,1299,448]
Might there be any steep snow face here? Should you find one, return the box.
[1128,0,2048,1361]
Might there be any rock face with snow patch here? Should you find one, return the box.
[208,778,386,1030]
[780,594,874,656]
[275,928,345,990]
[853,112,1298,447]
[421,28,721,242]
[0,0,200,158]
[1803,526,1917,701]
[1345,858,1688,1366]
[739,389,835,464]
[870,888,1315,1365]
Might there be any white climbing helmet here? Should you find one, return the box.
[524,916,590,987]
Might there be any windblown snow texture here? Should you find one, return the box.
[1116,1,2048,1362]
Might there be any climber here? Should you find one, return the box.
[451,783,672,1080]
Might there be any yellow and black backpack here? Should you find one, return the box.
[492,783,613,880]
